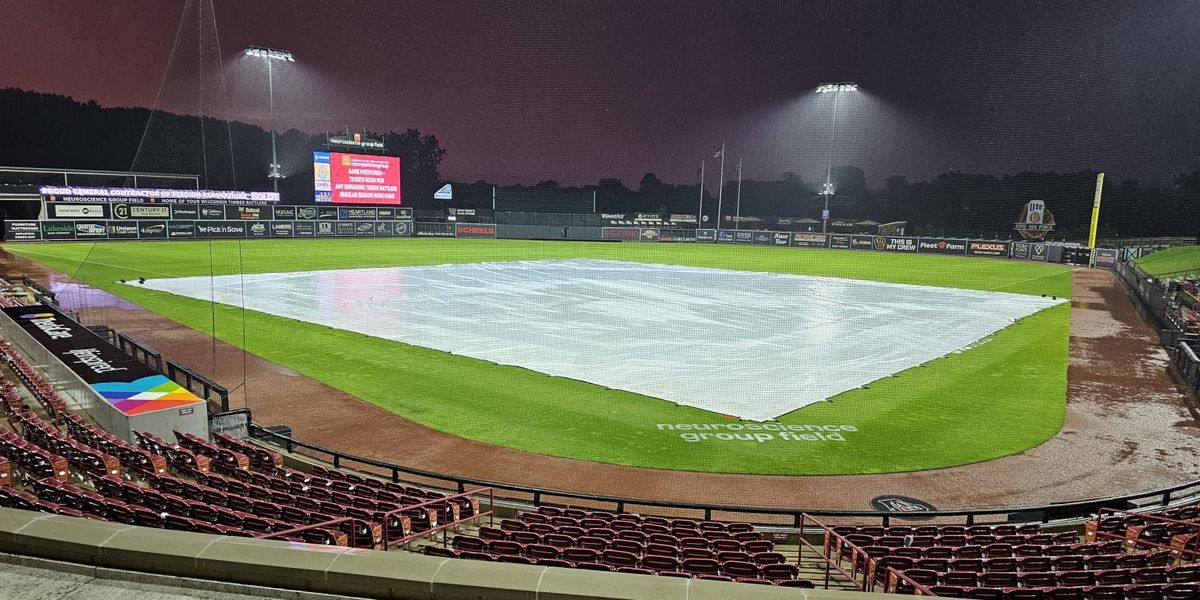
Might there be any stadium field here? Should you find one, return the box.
[1136,246,1200,277]
[9,239,1073,475]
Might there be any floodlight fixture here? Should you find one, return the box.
[245,46,295,62]
[815,82,857,231]
[246,45,295,192]
[816,83,858,94]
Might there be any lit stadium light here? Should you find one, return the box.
[815,82,858,232]
[245,46,295,62]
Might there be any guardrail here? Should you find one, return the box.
[383,488,494,550]
[166,359,230,412]
[1085,508,1200,561]
[247,423,1200,527]
[1178,342,1200,394]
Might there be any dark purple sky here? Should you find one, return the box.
[3,0,1199,186]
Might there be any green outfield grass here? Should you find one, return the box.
[9,239,1072,475]
[1137,246,1200,277]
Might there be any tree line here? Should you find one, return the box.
[0,87,1195,241]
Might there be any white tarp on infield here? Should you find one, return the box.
[134,259,1064,421]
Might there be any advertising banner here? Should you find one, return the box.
[1029,242,1048,261]
[245,221,269,238]
[269,205,296,221]
[751,231,773,245]
[850,235,874,250]
[48,203,107,219]
[396,207,414,220]
[198,206,225,220]
[295,206,318,220]
[353,222,376,236]
[415,222,455,237]
[455,224,497,239]
[294,222,316,237]
[918,238,967,255]
[734,231,754,244]
[316,221,335,236]
[791,232,829,248]
[167,222,195,238]
[966,240,1010,257]
[317,206,339,220]
[639,228,660,241]
[137,221,168,239]
[41,222,77,240]
[716,229,735,243]
[880,236,918,253]
[170,204,199,220]
[375,207,394,220]
[1,305,204,417]
[270,222,294,237]
[602,227,640,240]
[225,205,265,220]
[374,221,395,236]
[40,186,278,204]
[313,151,402,205]
[106,222,139,240]
[195,221,247,238]
[74,221,108,239]
[335,222,357,236]
[772,232,792,246]
[5,221,42,241]
[1093,248,1118,269]
[1011,241,1031,260]
[395,221,413,236]
[339,207,377,220]
[111,203,171,220]
[695,229,716,242]
[659,229,696,243]
[829,234,852,249]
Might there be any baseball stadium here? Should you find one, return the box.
[0,2,1199,599]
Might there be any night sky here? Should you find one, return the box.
[2,0,1199,187]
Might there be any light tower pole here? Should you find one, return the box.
[246,46,294,193]
[815,82,857,233]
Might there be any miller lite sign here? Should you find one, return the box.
[1014,200,1055,241]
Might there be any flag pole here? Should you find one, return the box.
[734,158,743,230]
[697,160,705,230]
[715,141,726,232]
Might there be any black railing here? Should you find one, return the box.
[247,423,1200,527]
[166,359,230,412]
[114,332,163,372]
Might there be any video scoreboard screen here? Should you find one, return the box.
[313,151,402,205]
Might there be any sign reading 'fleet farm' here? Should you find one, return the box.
[2,305,204,416]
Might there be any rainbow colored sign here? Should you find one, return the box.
[92,375,204,416]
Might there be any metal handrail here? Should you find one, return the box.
[380,487,494,550]
[249,423,1200,526]
[883,565,939,596]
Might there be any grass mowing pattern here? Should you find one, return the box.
[1136,246,1200,277]
[10,239,1072,475]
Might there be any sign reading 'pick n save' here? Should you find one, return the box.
[1,305,204,416]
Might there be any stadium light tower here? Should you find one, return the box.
[815,82,857,233]
[245,45,295,193]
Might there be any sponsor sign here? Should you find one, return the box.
[670,214,698,224]
[106,222,139,239]
[198,206,225,219]
[881,236,918,253]
[601,227,640,240]
[50,203,107,219]
[41,222,77,240]
[695,229,716,242]
[137,221,167,239]
[293,221,315,237]
[339,207,377,220]
[640,228,660,241]
[40,186,278,203]
[327,132,385,150]
[170,204,199,220]
[734,231,754,244]
[869,495,937,520]
[167,222,195,238]
[829,234,852,249]
[270,222,294,237]
[791,232,829,248]
[716,230,735,243]
[433,183,453,200]
[917,238,967,255]
[375,221,395,236]
[1011,241,1031,260]
[600,213,627,221]
[850,235,875,250]
[395,221,412,236]
[455,224,497,239]
[354,222,376,236]
[295,206,318,220]
[1093,248,1118,269]
[111,203,171,220]
[5,221,42,241]
[967,240,1010,257]
[195,221,247,238]
[751,231,772,245]
[317,206,339,220]
[658,230,696,243]
[376,207,395,220]
[245,221,269,238]
[395,207,414,220]
[772,232,792,246]
[1,305,204,416]
[225,205,264,220]
[1014,200,1056,241]
[415,222,455,237]
[335,221,357,236]
[1029,242,1048,262]
[634,213,663,222]
[269,205,297,221]
[74,221,108,239]
[316,221,335,236]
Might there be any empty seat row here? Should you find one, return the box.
[923,583,1199,600]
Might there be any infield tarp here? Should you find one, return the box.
[134,259,1065,421]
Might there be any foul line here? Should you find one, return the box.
[985,268,1074,294]
[9,248,177,279]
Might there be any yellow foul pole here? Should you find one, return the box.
[1087,172,1104,267]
